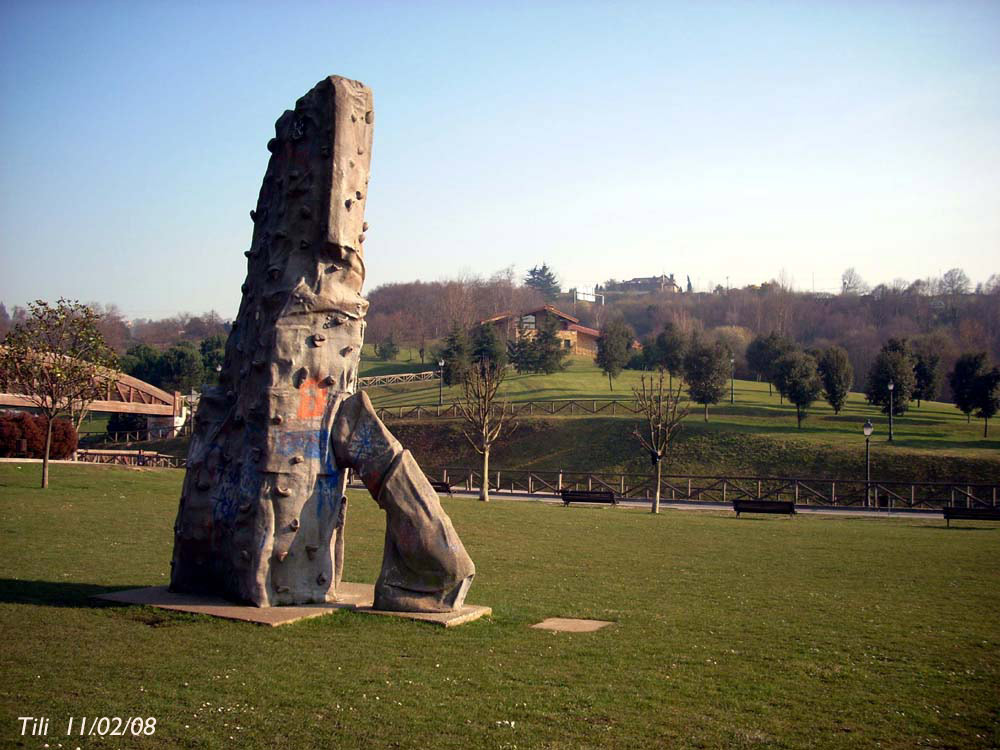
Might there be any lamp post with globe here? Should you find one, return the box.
[863,419,873,507]
[888,380,895,442]
[438,359,445,407]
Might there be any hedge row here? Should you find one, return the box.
[0,412,78,459]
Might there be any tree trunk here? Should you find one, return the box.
[768,382,772,396]
[985,417,989,438]
[704,403,708,422]
[41,416,53,489]
[479,446,490,502]
[652,460,662,514]
[796,407,802,428]
[608,372,613,391]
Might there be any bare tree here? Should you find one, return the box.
[0,299,118,487]
[456,359,516,502]
[632,370,689,513]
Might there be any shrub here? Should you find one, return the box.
[0,412,77,458]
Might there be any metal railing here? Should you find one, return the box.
[414,467,1000,510]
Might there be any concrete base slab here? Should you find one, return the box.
[94,583,490,628]
[353,603,492,628]
[531,617,614,632]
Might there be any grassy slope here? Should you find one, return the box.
[119,358,999,482]
[1,464,998,749]
[372,358,999,482]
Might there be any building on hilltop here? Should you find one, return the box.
[478,305,600,356]
[599,274,681,294]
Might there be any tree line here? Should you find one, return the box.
[594,316,1000,434]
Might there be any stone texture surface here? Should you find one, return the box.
[169,75,475,612]
[531,617,615,632]
[97,584,490,628]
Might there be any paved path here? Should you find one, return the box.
[441,488,945,520]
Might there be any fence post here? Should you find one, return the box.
[558,470,563,492]
[588,475,593,491]
[757,480,762,499]
[620,474,625,495]
[528,474,533,494]
[611,401,616,416]
[831,481,836,505]
[687,478,692,499]
[723,481,727,503]
[795,481,799,504]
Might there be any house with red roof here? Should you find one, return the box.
[478,305,600,356]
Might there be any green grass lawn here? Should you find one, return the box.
[2,464,998,749]
[359,344,436,377]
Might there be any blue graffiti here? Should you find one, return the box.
[212,460,262,524]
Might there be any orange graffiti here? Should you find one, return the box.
[297,377,328,419]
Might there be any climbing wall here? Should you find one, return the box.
[170,76,374,606]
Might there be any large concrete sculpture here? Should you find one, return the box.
[170,76,474,612]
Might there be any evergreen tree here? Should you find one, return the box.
[746,332,794,396]
[200,334,227,381]
[683,335,729,421]
[817,345,853,414]
[470,324,506,367]
[533,316,569,374]
[773,350,823,428]
[912,347,941,407]
[375,334,400,361]
[524,263,561,299]
[160,342,206,392]
[119,343,163,387]
[595,318,634,391]
[865,339,916,416]
[651,323,688,388]
[440,325,471,386]
[972,366,1000,437]
[949,352,988,424]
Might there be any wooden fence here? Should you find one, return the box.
[374,398,641,421]
[358,371,438,387]
[415,467,1000,510]
[76,449,186,468]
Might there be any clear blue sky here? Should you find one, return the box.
[1,0,998,318]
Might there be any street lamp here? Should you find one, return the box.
[730,357,735,404]
[887,380,895,442]
[863,419,873,508]
[438,359,445,406]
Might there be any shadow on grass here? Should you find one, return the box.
[0,578,144,608]
[908,525,998,532]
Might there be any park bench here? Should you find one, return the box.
[733,499,796,517]
[942,506,1000,527]
[426,479,453,496]
[561,489,618,507]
